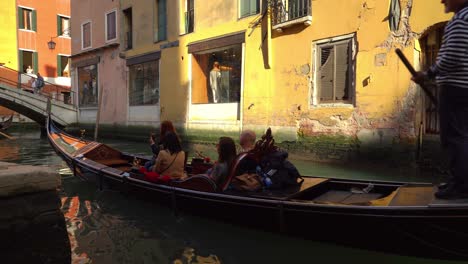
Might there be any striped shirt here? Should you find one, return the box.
[429,4,468,89]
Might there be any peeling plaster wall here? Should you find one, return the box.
[241,0,451,162]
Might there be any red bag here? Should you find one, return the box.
[144,171,160,182]
[159,175,172,183]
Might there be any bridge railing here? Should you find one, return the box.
[0,66,76,106]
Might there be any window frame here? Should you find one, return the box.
[239,0,260,19]
[154,0,167,42]
[81,20,92,50]
[105,9,117,43]
[128,60,160,106]
[18,6,36,32]
[57,54,71,77]
[57,14,71,38]
[123,8,133,50]
[185,0,194,34]
[311,33,356,107]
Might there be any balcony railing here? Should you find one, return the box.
[271,0,312,29]
[185,9,194,34]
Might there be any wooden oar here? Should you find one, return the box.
[395,48,438,106]
[0,131,15,140]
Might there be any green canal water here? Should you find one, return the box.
[0,128,465,264]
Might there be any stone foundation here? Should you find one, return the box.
[0,162,71,264]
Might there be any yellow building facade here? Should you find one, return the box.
[115,0,451,161]
[0,0,18,117]
[0,0,18,69]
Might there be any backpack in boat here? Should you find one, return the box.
[259,150,303,189]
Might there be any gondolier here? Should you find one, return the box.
[412,0,468,199]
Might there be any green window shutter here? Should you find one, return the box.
[32,9,37,31]
[18,50,24,73]
[33,52,38,74]
[240,0,249,17]
[158,0,167,41]
[57,55,62,77]
[250,0,258,15]
[57,15,62,36]
[18,7,24,29]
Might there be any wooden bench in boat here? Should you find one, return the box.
[80,143,131,168]
[388,184,435,206]
[95,158,130,167]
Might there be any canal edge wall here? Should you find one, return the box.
[0,161,71,264]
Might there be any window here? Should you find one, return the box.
[123,8,133,50]
[106,10,117,42]
[81,22,91,49]
[18,7,36,31]
[185,0,194,34]
[129,61,159,106]
[191,45,242,104]
[57,55,70,77]
[389,0,401,31]
[57,16,70,37]
[240,0,260,18]
[78,64,98,107]
[154,0,167,42]
[19,50,37,74]
[315,36,355,104]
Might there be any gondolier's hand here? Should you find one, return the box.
[411,71,427,85]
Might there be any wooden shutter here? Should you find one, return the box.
[18,7,24,29]
[33,52,38,74]
[334,41,350,101]
[32,9,37,31]
[57,16,62,36]
[158,0,167,41]
[319,46,334,102]
[250,0,259,15]
[240,0,249,17]
[57,55,62,77]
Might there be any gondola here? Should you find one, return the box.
[46,116,468,261]
[0,115,13,131]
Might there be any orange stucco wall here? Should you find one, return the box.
[17,0,70,79]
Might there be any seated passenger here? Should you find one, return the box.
[152,131,186,180]
[144,120,177,171]
[237,130,258,175]
[210,137,237,185]
[239,129,256,152]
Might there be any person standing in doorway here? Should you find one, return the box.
[210,61,221,103]
[26,65,33,74]
[412,0,468,199]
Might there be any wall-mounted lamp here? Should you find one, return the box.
[48,37,57,50]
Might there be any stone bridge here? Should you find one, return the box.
[0,67,77,126]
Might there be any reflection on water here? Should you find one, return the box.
[0,128,461,264]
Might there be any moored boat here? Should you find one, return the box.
[0,115,13,131]
[46,116,468,260]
